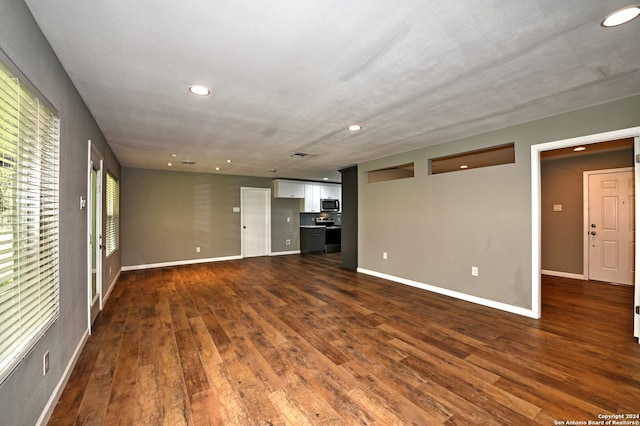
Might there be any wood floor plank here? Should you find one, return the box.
[103,329,140,425]
[49,255,640,425]
[133,363,162,425]
[158,343,194,426]
[174,328,210,397]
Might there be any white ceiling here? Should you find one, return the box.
[24,0,640,181]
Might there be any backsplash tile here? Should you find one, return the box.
[300,212,342,226]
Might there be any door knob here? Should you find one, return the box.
[590,231,597,236]
[591,223,597,228]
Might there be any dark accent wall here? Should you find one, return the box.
[340,166,358,270]
[541,148,633,274]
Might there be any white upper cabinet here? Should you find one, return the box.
[273,179,305,198]
[274,180,341,210]
[320,184,341,200]
[303,184,321,212]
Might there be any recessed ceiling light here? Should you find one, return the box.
[226,159,232,163]
[170,154,177,157]
[168,162,172,166]
[348,124,361,132]
[323,177,329,181]
[460,165,469,169]
[602,6,640,27]
[215,167,220,171]
[189,85,211,96]
[573,146,586,152]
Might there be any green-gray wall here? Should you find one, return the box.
[121,168,301,267]
[0,1,121,424]
[358,96,640,311]
[541,149,633,275]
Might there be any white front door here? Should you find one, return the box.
[587,168,635,285]
[88,142,103,330]
[241,187,271,258]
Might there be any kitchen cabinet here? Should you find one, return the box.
[320,183,341,200]
[273,179,305,198]
[301,182,341,212]
[300,227,325,253]
[302,184,321,212]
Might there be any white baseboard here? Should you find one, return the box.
[270,250,301,256]
[36,329,90,426]
[121,255,243,271]
[357,268,537,319]
[541,269,585,280]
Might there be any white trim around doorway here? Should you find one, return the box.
[531,126,640,320]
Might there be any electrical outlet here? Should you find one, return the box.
[196,247,201,253]
[43,351,49,375]
[383,252,388,260]
[471,266,479,276]
[285,239,291,245]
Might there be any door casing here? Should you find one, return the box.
[531,127,640,342]
[88,140,103,331]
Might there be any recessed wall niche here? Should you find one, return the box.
[367,162,415,183]
[429,143,515,175]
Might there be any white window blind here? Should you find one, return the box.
[0,59,60,385]
[105,173,119,256]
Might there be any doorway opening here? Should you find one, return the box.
[540,139,634,282]
[88,141,103,331]
[532,127,640,342]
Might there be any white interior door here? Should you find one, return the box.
[241,187,271,258]
[587,168,635,285]
[88,142,103,330]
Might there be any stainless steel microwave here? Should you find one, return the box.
[321,199,340,212]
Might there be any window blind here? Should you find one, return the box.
[105,173,119,256]
[0,59,60,385]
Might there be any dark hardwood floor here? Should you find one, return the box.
[49,254,640,425]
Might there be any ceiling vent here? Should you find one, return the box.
[181,160,196,165]
[290,152,309,158]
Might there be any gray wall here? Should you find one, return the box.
[358,96,640,310]
[0,0,121,424]
[541,149,633,274]
[121,167,300,267]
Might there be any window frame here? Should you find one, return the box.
[105,172,119,258]
[0,51,60,385]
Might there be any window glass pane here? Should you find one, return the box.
[105,173,119,257]
[0,59,59,385]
